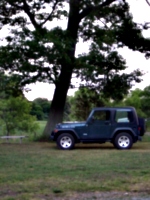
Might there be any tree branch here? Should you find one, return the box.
[40,0,59,26]
[143,22,150,29]
[146,0,150,6]
[22,0,40,30]
[8,2,22,10]
[79,0,116,21]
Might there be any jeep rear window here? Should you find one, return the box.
[115,110,133,123]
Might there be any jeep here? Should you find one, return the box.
[51,107,145,150]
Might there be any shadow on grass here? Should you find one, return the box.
[1,140,149,151]
[49,141,150,151]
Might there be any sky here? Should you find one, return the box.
[1,0,150,101]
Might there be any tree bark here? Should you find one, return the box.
[43,0,80,136]
[43,65,73,136]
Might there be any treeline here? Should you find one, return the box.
[30,98,51,120]
[1,71,150,137]
[0,72,39,136]
[30,86,150,121]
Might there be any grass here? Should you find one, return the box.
[1,136,150,200]
[1,120,150,199]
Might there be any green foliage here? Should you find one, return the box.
[64,86,150,121]
[30,98,51,120]
[30,102,44,120]
[140,86,150,118]
[76,43,143,101]
[69,87,105,121]
[63,96,72,121]
[0,73,39,136]
[123,89,146,117]
[0,72,25,98]
[106,87,150,119]
[0,0,148,89]
[0,0,150,135]
[0,96,39,136]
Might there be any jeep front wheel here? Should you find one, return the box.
[114,132,133,149]
[57,133,75,150]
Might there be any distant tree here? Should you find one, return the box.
[30,102,44,120]
[31,98,51,120]
[69,87,105,121]
[63,96,72,121]
[0,96,38,136]
[140,86,150,118]
[0,73,38,136]
[123,89,146,117]
[106,88,147,118]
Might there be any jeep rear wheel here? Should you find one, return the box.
[57,133,75,150]
[114,132,133,149]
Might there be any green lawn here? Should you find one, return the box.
[1,136,150,200]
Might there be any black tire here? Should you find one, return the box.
[57,133,75,150]
[113,132,133,150]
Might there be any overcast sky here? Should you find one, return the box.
[1,0,150,101]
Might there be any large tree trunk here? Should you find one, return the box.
[43,0,80,136]
[43,64,73,136]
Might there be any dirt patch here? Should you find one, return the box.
[37,191,150,200]
[0,189,18,199]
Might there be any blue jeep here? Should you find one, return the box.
[51,107,145,150]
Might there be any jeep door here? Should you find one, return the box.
[87,110,112,139]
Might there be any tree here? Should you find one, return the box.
[140,86,150,118]
[77,46,142,101]
[30,101,44,120]
[30,98,51,120]
[0,96,38,136]
[105,88,149,118]
[69,87,105,120]
[0,73,38,136]
[0,0,150,136]
[63,96,72,121]
[123,89,146,118]
[0,72,25,98]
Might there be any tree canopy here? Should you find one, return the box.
[0,0,150,136]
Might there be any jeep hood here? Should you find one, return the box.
[56,121,86,129]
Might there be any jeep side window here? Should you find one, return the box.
[115,110,133,123]
[92,110,110,121]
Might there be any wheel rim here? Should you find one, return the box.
[60,136,72,148]
[118,136,130,148]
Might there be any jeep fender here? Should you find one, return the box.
[54,129,80,140]
[111,128,136,139]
